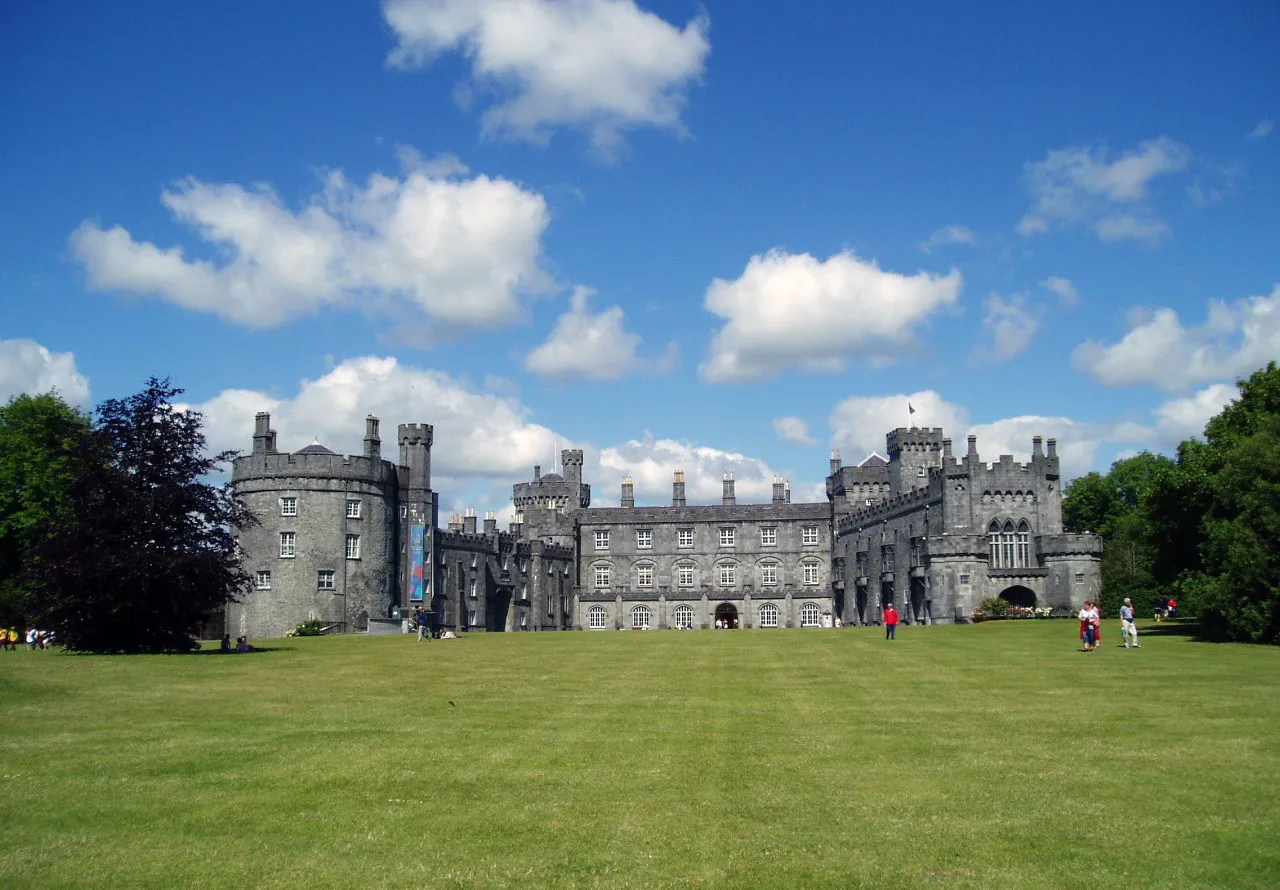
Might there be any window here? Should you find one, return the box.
[677,565,694,587]
[761,564,778,586]
[637,565,653,587]
[520,611,528,628]
[594,530,610,550]
[279,532,296,558]
[959,573,972,586]
[636,529,652,549]
[678,529,694,548]
[467,610,477,626]
[803,562,820,585]
[520,584,528,601]
[759,602,779,628]
[802,526,819,546]
[719,564,736,586]
[631,606,651,630]
[719,528,735,547]
[674,604,694,630]
[989,520,1027,569]
[280,497,297,517]
[800,602,821,627]
[594,565,611,588]
[1017,521,1030,567]
[346,534,360,560]
[468,580,477,598]
[547,594,555,617]
[317,570,335,590]
[1074,572,1085,584]
[760,527,777,547]
[255,571,271,590]
[588,605,608,629]
[346,499,361,519]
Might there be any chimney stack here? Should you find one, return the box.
[483,511,497,534]
[772,475,785,504]
[966,434,979,463]
[463,508,477,535]
[533,464,541,482]
[1046,438,1058,459]
[672,471,686,507]
[510,512,525,537]
[942,437,953,459]
[253,412,272,455]
[1032,436,1044,459]
[830,449,842,475]
[621,475,635,508]
[448,513,463,533]
[722,472,736,506]
[785,481,791,504]
[364,415,381,459]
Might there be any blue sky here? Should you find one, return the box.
[2,1,1277,518]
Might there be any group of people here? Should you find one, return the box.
[2,628,54,650]
[1153,598,1179,621]
[218,634,254,653]
[1080,598,1141,651]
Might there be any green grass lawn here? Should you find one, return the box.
[2,621,1278,889]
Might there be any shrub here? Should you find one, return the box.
[286,619,327,637]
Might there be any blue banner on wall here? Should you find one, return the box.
[409,524,426,601]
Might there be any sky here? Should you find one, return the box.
[2,1,1278,520]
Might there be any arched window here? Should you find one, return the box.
[1016,520,1030,568]
[588,605,607,629]
[631,605,651,630]
[800,602,821,627]
[759,602,779,628]
[673,604,694,630]
[988,520,1001,567]
[1002,521,1016,568]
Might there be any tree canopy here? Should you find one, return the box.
[21,378,254,652]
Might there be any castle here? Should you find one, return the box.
[226,415,1101,637]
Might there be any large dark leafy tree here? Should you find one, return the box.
[0,393,96,627]
[30,378,254,652]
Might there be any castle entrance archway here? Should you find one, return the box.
[1001,585,1036,608]
[714,603,739,629]
[855,585,867,625]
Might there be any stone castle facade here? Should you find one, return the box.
[227,414,1101,637]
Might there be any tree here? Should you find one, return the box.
[0,393,96,628]
[29,378,254,652]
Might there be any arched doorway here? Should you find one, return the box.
[714,602,739,629]
[1001,585,1036,608]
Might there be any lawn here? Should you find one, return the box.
[2,621,1278,889]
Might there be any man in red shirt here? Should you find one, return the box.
[884,604,900,640]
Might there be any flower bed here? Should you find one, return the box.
[971,598,1056,622]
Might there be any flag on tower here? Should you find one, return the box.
[908,402,916,414]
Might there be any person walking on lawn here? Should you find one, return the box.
[1120,598,1141,649]
[884,604,900,640]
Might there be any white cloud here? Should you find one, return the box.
[71,160,553,332]
[700,249,962,383]
[524,286,676,381]
[967,415,1150,482]
[773,416,815,446]
[1248,119,1273,140]
[383,0,710,155]
[971,294,1039,364]
[1152,383,1237,443]
[1017,137,1190,241]
[828,391,970,462]
[596,432,797,506]
[1040,276,1079,308]
[919,225,976,253]
[1072,283,1280,390]
[0,339,91,407]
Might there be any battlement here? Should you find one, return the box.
[886,427,944,456]
[232,449,399,485]
[561,448,584,467]
[837,482,940,535]
[940,435,1060,480]
[398,423,434,447]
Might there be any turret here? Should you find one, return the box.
[621,475,635,509]
[398,423,434,494]
[363,415,381,459]
[886,427,943,496]
[722,472,736,506]
[672,471,686,507]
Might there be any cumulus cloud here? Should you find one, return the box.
[971,294,1040,364]
[1152,383,1237,443]
[1040,276,1079,308]
[524,286,676,381]
[700,249,962,383]
[828,391,971,462]
[71,159,553,332]
[919,225,976,253]
[1071,283,1280,390]
[596,432,799,506]
[967,415,1151,482]
[773,416,815,446]
[1248,119,1273,140]
[1017,136,1190,242]
[0,339,91,407]
[383,0,710,155]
